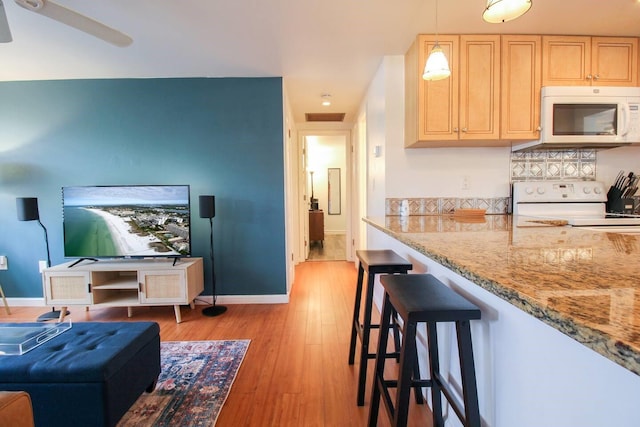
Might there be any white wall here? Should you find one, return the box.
[596,145,640,186]
[363,57,389,217]
[307,135,347,233]
[389,146,513,198]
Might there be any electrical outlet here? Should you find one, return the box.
[39,260,48,273]
[461,175,470,190]
[0,256,7,270]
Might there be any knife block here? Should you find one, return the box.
[606,186,637,214]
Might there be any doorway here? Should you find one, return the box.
[301,132,351,262]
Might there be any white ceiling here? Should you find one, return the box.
[1,0,639,124]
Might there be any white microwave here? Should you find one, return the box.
[512,86,640,151]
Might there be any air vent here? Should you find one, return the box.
[305,113,346,122]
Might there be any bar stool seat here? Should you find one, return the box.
[369,274,482,427]
[349,250,423,406]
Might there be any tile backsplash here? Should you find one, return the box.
[386,197,510,215]
[387,149,597,216]
[510,149,597,181]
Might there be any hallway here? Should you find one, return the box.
[307,233,346,261]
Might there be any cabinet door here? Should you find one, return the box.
[309,210,324,241]
[416,35,459,144]
[591,37,638,86]
[139,269,186,304]
[43,271,92,305]
[542,36,591,86]
[501,35,542,140]
[459,35,501,140]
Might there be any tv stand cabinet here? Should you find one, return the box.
[42,258,204,323]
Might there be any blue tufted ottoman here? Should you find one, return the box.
[0,321,160,427]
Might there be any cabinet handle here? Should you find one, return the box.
[88,283,92,293]
[139,282,143,293]
[536,126,542,131]
[462,128,468,132]
[594,74,599,80]
[586,74,592,80]
[453,127,459,132]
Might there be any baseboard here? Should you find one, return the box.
[4,298,46,307]
[6,295,290,308]
[195,294,289,305]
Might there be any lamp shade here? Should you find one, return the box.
[483,0,532,23]
[422,45,451,81]
[199,195,215,219]
[16,197,40,221]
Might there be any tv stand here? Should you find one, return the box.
[68,257,99,268]
[42,258,204,323]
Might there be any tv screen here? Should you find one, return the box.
[62,185,191,259]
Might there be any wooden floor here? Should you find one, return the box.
[0,261,432,426]
[307,233,346,261]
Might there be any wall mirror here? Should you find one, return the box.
[328,168,341,215]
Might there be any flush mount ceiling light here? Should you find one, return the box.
[422,0,450,81]
[482,0,532,23]
[321,94,331,106]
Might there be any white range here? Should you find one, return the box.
[513,180,640,233]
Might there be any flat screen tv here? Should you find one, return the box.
[62,185,191,260]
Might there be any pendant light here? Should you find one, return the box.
[422,0,450,81]
[482,0,532,23]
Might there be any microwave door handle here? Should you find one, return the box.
[620,102,630,136]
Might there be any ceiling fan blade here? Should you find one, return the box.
[0,0,13,42]
[14,0,132,47]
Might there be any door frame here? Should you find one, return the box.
[296,129,353,263]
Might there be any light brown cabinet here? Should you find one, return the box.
[42,258,204,323]
[405,34,506,148]
[405,33,639,148]
[501,35,542,140]
[308,210,324,246]
[542,36,638,87]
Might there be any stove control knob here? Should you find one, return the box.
[536,187,545,195]
[525,187,534,195]
[593,186,602,194]
[583,187,592,194]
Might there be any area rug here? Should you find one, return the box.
[118,340,250,427]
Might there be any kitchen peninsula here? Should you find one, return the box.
[365,215,640,427]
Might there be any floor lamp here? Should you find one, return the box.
[199,195,227,317]
[16,197,69,322]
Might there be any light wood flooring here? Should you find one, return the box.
[0,261,431,426]
[308,233,346,261]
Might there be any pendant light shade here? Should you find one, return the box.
[422,0,450,81]
[483,0,532,23]
[423,44,451,81]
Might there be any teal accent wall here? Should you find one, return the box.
[0,78,286,298]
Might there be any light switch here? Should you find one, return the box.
[0,256,7,270]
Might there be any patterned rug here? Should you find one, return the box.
[118,340,250,427]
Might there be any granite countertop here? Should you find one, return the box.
[364,214,640,376]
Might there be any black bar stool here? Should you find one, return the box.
[349,249,423,407]
[368,274,482,427]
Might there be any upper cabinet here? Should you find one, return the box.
[459,35,502,142]
[405,34,504,148]
[542,36,638,86]
[405,34,639,148]
[501,35,542,140]
[405,35,458,146]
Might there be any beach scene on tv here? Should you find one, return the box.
[63,185,190,258]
